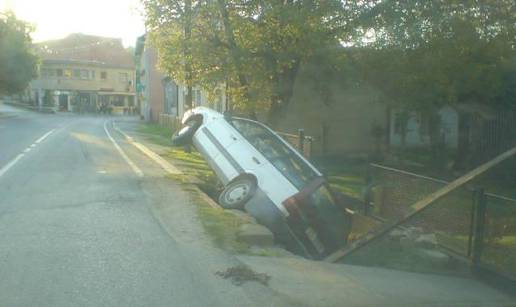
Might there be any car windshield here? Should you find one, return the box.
[230,118,318,189]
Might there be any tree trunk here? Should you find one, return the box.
[266,61,300,128]
[184,0,193,109]
[216,0,251,106]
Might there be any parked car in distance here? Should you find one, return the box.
[172,107,351,259]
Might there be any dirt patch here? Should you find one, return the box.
[216,264,271,286]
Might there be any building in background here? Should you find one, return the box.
[275,62,388,157]
[134,34,226,122]
[29,33,135,114]
[389,106,459,149]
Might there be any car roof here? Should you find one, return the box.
[189,106,224,118]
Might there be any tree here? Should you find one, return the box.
[142,0,349,126]
[350,1,515,166]
[0,11,38,95]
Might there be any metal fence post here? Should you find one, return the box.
[363,166,373,216]
[298,129,305,154]
[471,188,487,266]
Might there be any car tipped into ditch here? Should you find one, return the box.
[172,107,351,259]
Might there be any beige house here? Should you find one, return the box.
[30,34,135,114]
[134,34,226,122]
[275,62,387,157]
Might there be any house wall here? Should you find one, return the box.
[389,106,459,148]
[30,61,135,113]
[135,37,227,123]
[176,85,227,118]
[144,48,166,122]
[31,62,135,93]
[276,65,387,156]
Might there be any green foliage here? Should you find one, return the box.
[352,1,515,109]
[0,11,38,95]
[142,0,348,124]
[143,0,515,131]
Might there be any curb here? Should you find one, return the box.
[111,121,182,175]
[112,121,218,209]
[5,102,56,114]
[110,122,299,304]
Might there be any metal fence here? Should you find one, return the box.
[358,158,516,282]
[276,130,313,159]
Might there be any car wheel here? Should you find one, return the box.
[218,177,256,209]
[171,116,202,146]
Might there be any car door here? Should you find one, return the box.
[193,118,242,184]
[227,118,302,214]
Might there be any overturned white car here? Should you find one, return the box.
[172,107,351,259]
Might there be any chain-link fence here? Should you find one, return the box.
[345,156,516,283]
[480,193,516,279]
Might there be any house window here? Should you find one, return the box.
[64,69,72,77]
[394,112,405,135]
[73,69,81,78]
[80,69,89,79]
[119,72,128,83]
[57,69,63,77]
[101,71,107,79]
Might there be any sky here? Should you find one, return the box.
[1,0,146,47]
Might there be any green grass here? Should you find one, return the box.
[137,123,174,147]
[481,236,516,277]
[191,193,249,253]
[135,124,250,252]
[312,157,368,200]
[162,148,222,198]
[138,123,173,138]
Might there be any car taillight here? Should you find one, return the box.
[283,196,300,216]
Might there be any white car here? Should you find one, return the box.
[172,107,351,259]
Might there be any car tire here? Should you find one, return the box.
[218,177,257,210]
[171,115,202,146]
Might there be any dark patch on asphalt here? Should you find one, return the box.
[216,265,270,286]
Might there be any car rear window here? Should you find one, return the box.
[229,118,318,189]
[300,184,349,246]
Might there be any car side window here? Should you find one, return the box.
[229,118,317,189]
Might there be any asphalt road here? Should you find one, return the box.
[0,104,290,307]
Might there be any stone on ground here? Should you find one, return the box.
[237,223,274,247]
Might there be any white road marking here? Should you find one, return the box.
[103,120,144,177]
[112,122,182,175]
[0,129,55,178]
[35,129,55,143]
[0,154,24,178]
